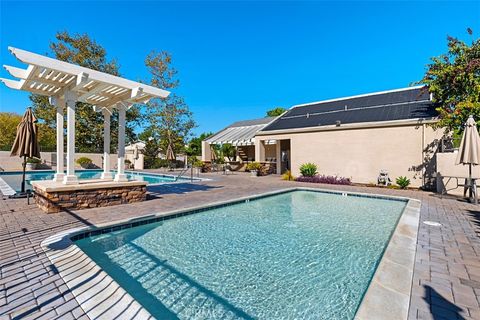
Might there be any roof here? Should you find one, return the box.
[206,117,276,146]
[125,141,146,151]
[261,86,438,132]
[1,47,170,109]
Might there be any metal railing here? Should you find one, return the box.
[174,166,191,182]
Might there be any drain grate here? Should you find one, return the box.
[423,220,442,227]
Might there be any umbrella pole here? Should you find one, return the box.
[469,164,473,202]
[21,155,26,194]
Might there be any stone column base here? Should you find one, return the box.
[33,184,147,213]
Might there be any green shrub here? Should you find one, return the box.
[147,158,185,169]
[396,176,411,189]
[299,163,317,177]
[76,157,93,168]
[26,157,41,164]
[246,162,262,171]
[282,170,295,181]
[189,158,203,168]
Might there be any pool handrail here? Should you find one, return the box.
[174,166,191,182]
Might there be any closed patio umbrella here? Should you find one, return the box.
[10,107,41,194]
[166,143,175,171]
[456,115,480,203]
[166,144,175,161]
[133,144,139,160]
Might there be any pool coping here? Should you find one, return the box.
[40,187,420,320]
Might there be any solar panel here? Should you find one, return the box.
[263,87,437,132]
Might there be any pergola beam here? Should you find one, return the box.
[3,64,35,80]
[8,46,170,98]
[78,83,110,102]
[0,77,23,90]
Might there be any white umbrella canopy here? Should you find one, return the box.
[455,115,480,204]
[456,115,480,165]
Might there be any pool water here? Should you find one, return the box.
[76,190,406,320]
[0,170,189,192]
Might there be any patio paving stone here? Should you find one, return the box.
[0,170,479,319]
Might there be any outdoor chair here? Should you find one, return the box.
[223,164,232,175]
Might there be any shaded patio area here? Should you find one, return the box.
[1,172,479,319]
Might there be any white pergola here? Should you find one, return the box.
[1,47,170,184]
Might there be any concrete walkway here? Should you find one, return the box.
[1,172,479,319]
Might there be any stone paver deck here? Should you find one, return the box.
[1,171,479,319]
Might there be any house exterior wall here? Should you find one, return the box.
[201,141,212,162]
[256,124,444,188]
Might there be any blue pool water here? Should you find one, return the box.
[0,170,191,192]
[75,190,406,319]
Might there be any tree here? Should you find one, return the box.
[31,31,142,152]
[37,124,56,151]
[143,139,161,169]
[0,112,22,151]
[185,132,213,156]
[210,143,236,162]
[220,143,236,161]
[144,51,196,158]
[418,29,480,134]
[0,112,56,152]
[266,107,286,117]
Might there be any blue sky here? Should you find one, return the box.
[1,1,479,136]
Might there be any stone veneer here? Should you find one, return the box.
[33,185,147,213]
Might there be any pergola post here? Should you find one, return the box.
[63,92,78,184]
[49,96,65,182]
[101,108,113,180]
[114,103,128,182]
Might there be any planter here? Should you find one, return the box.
[26,163,37,170]
[250,170,258,177]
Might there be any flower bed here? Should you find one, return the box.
[295,175,352,185]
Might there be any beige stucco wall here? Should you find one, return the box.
[436,152,480,196]
[201,141,212,162]
[256,124,444,188]
[0,151,119,171]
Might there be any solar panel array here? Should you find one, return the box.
[263,87,438,131]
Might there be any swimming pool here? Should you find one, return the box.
[0,169,195,192]
[74,189,406,319]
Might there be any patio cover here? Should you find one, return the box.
[1,47,169,106]
[0,46,170,185]
[206,117,276,146]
